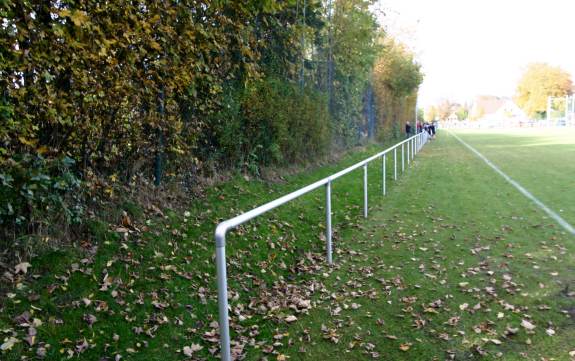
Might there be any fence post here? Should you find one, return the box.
[363,164,368,218]
[401,143,405,173]
[407,139,410,165]
[326,181,332,264]
[394,148,397,180]
[215,237,231,361]
[382,154,386,195]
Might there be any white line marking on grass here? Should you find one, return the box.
[449,131,575,236]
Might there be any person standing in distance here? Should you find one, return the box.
[405,121,412,139]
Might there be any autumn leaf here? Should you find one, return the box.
[1,337,19,351]
[14,262,31,274]
[183,344,203,357]
[285,315,297,323]
[399,343,411,351]
[521,319,536,331]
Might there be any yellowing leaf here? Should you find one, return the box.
[70,10,90,27]
[149,41,162,51]
[399,343,411,351]
[18,137,37,147]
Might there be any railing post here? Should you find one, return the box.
[401,143,405,173]
[363,164,368,218]
[325,181,332,264]
[215,240,231,361]
[394,147,397,180]
[407,139,410,165]
[382,154,386,195]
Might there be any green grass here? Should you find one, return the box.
[2,130,574,361]
[452,127,575,226]
[0,140,411,360]
[272,130,575,361]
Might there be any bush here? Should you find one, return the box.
[205,78,331,173]
[0,155,84,231]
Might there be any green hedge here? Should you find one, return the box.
[205,78,331,174]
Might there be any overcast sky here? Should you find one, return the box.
[374,0,575,108]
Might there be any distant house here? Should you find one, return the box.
[447,112,459,122]
[470,96,526,121]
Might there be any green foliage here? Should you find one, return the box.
[515,63,573,118]
[0,155,83,229]
[0,0,278,174]
[0,0,425,242]
[329,0,381,144]
[206,78,331,173]
[455,104,469,121]
[373,38,423,137]
[425,106,438,122]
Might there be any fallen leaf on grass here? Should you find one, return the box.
[1,337,19,351]
[521,319,535,331]
[14,262,31,274]
[399,343,411,351]
[183,344,203,356]
[83,314,97,327]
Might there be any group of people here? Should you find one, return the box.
[405,121,436,139]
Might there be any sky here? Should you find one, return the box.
[374,0,575,108]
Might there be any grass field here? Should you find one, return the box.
[270,129,575,361]
[2,129,574,361]
[452,128,575,227]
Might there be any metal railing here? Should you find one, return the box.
[214,131,429,361]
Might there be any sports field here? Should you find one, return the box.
[270,128,575,361]
[452,128,575,228]
[3,129,574,361]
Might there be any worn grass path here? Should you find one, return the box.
[270,131,575,361]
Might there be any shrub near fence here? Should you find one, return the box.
[208,79,331,172]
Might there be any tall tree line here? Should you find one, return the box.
[0,0,423,229]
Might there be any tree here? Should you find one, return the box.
[436,99,454,121]
[328,0,381,143]
[515,63,573,119]
[372,37,423,138]
[455,103,469,121]
[425,106,437,122]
